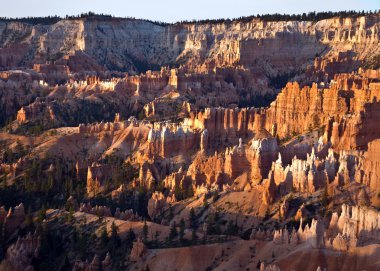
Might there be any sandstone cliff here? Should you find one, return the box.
[0,15,379,77]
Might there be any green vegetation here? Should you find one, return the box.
[238,93,277,108]
[1,141,28,164]
[206,212,222,235]
[173,183,194,201]
[142,220,148,242]
[32,214,135,270]
[169,222,178,241]
[364,54,380,70]
[1,10,377,27]
[176,10,379,25]
[224,220,239,236]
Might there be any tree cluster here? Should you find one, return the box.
[1,10,377,27]
[176,10,379,25]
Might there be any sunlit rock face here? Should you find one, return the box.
[147,124,200,158]
[272,204,380,251]
[1,15,379,75]
[327,100,380,151]
[263,71,380,140]
[327,204,380,251]
[355,139,380,192]
[86,163,114,196]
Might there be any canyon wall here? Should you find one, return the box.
[0,15,379,76]
[264,70,380,142]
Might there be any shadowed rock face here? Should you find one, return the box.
[0,203,25,237]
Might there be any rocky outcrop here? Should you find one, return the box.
[0,71,47,127]
[272,204,380,252]
[260,263,281,271]
[66,195,79,211]
[86,163,114,196]
[264,142,370,202]
[250,228,273,241]
[264,70,380,140]
[16,98,58,124]
[147,123,200,158]
[5,232,41,271]
[79,202,137,221]
[72,253,112,271]
[147,192,170,219]
[1,203,26,237]
[102,252,112,271]
[326,100,380,150]
[78,118,136,134]
[273,217,325,249]
[178,69,380,146]
[186,107,258,146]
[130,238,146,261]
[79,203,112,217]
[248,134,279,182]
[185,134,278,192]
[355,139,380,192]
[327,204,380,250]
[268,149,328,195]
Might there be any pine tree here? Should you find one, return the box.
[109,222,120,253]
[127,228,136,242]
[203,195,208,207]
[169,222,178,241]
[67,207,74,223]
[100,226,109,248]
[142,220,148,242]
[179,218,185,241]
[189,208,197,229]
[168,205,174,221]
[225,220,238,235]
[37,207,46,224]
[24,207,33,228]
[191,228,197,242]
[154,231,160,246]
[321,185,329,209]
[186,185,194,198]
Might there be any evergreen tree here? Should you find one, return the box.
[168,205,174,221]
[109,222,120,254]
[191,228,197,242]
[186,185,194,198]
[189,208,197,229]
[100,227,109,248]
[67,206,74,223]
[37,207,46,224]
[321,185,329,209]
[142,220,148,242]
[179,218,185,241]
[169,222,178,241]
[127,228,136,244]
[24,207,33,228]
[174,183,184,201]
[225,220,239,235]
[203,195,208,207]
[154,231,160,246]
